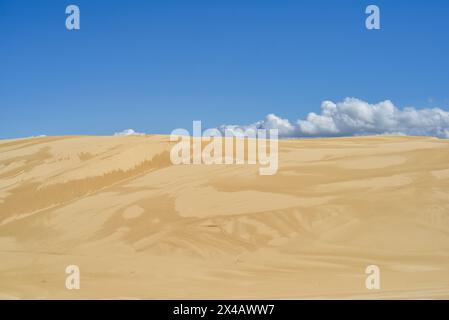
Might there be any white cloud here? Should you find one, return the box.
[113,129,145,136]
[219,98,449,139]
[218,114,296,138]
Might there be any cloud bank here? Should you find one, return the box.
[218,98,449,139]
[113,129,145,136]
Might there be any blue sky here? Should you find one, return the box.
[1,0,449,138]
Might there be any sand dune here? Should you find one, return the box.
[1,135,449,299]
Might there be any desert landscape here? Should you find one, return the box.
[1,135,449,299]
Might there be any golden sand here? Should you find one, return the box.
[1,135,449,299]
